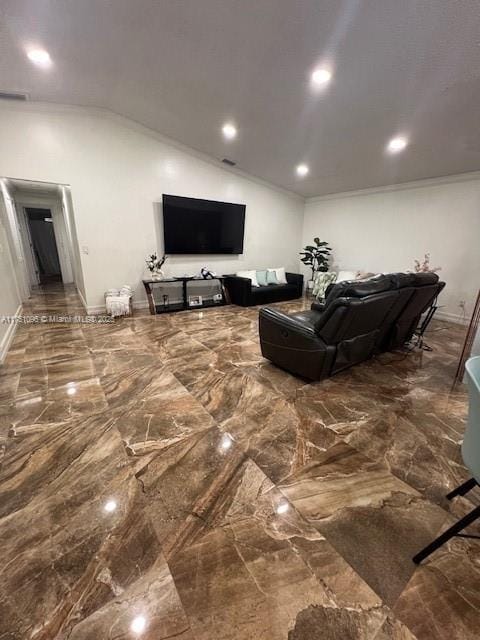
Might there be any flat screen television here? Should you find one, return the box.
[162,194,246,254]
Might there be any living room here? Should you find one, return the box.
[0,2,479,639]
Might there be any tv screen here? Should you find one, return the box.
[162,194,245,254]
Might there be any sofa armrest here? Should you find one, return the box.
[311,301,326,313]
[259,307,335,380]
[260,308,317,337]
[223,275,252,306]
[286,272,304,295]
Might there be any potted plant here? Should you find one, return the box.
[300,237,332,289]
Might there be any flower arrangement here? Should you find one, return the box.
[146,253,167,279]
[413,253,441,273]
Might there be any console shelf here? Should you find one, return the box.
[142,276,228,315]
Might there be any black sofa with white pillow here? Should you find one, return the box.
[224,272,303,306]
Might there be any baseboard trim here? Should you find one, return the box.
[435,310,469,326]
[133,300,150,310]
[77,287,88,311]
[86,304,107,315]
[0,304,22,364]
[86,300,150,315]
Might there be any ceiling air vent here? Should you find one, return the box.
[222,158,236,167]
[0,91,29,101]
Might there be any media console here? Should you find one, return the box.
[142,276,228,315]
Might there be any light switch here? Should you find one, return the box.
[82,246,89,255]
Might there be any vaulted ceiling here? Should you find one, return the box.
[1,0,480,196]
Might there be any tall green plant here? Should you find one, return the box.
[300,237,332,279]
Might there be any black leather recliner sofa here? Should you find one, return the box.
[259,272,445,380]
[224,272,303,306]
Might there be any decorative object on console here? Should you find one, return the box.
[413,253,441,273]
[200,267,216,279]
[188,294,203,307]
[145,252,167,280]
[300,237,332,289]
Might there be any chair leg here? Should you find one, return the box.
[413,505,480,564]
[446,477,478,500]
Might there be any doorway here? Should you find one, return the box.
[25,207,62,284]
[0,177,84,304]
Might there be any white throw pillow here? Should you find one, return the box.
[270,267,287,284]
[236,270,259,287]
[336,270,357,283]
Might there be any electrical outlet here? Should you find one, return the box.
[459,300,466,310]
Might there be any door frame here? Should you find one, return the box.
[15,195,74,287]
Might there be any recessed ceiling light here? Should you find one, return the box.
[296,164,309,177]
[311,67,332,88]
[222,123,237,140]
[387,136,408,154]
[27,49,52,68]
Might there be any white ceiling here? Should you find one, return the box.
[1,0,480,197]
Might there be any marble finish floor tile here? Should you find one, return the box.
[393,534,480,640]
[277,442,449,607]
[0,412,193,639]
[155,430,391,639]
[0,283,477,640]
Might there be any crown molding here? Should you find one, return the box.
[0,100,304,204]
[306,170,480,204]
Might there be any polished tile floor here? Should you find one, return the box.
[0,284,479,639]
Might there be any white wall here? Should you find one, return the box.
[303,176,480,322]
[0,187,22,362]
[0,103,304,312]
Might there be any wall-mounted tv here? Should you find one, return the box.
[162,194,245,254]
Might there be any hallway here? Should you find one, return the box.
[0,284,478,640]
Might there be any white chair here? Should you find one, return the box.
[413,355,480,564]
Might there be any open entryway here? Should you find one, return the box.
[0,177,85,305]
[24,207,63,285]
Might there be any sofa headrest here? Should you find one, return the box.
[388,272,417,289]
[411,272,440,286]
[325,274,392,304]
